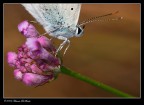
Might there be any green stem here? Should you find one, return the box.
[60,66,135,98]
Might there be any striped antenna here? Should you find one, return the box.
[79,11,122,26]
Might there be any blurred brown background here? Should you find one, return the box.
[4,4,140,98]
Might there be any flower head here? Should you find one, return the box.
[7,20,61,86]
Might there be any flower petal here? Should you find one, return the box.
[18,20,29,33]
[7,52,17,67]
[26,38,41,51]
[30,64,43,74]
[14,69,23,80]
[37,36,56,52]
[22,73,52,86]
[26,24,39,38]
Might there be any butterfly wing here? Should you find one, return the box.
[21,4,81,38]
[21,4,46,27]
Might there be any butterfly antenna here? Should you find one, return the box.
[29,20,37,23]
[79,11,120,26]
[88,16,123,23]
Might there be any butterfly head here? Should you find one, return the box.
[75,25,85,37]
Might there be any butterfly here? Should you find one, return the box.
[21,4,122,55]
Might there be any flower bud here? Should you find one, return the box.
[22,73,53,86]
[25,38,41,51]
[37,36,56,52]
[18,20,39,38]
[7,52,17,67]
[14,69,23,81]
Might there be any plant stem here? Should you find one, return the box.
[60,66,135,98]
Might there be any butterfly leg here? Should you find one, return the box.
[41,32,47,36]
[56,36,70,56]
[63,40,70,56]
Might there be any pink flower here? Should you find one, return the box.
[7,20,61,86]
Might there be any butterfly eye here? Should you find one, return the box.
[75,26,84,37]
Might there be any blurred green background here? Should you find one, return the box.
[4,4,140,98]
